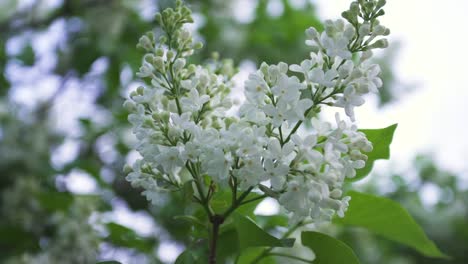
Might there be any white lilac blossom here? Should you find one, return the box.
[125,0,389,223]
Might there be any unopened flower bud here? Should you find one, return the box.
[194,41,203,49]
[199,74,209,87]
[123,164,133,174]
[159,35,167,44]
[138,35,153,51]
[187,64,197,73]
[173,58,186,72]
[376,0,386,9]
[355,82,369,93]
[144,54,155,63]
[364,2,375,12]
[123,100,136,111]
[221,98,232,108]
[200,118,210,128]
[260,62,269,76]
[180,29,191,41]
[160,112,170,123]
[211,118,221,129]
[278,62,288,73]
[305,27,319,39]
[350,149,365,160]
[268,65,281,78]
[155,13,162,24]
[362,141,373,152]
[341,10,357,24]
[166,50,175,61]
[155,48,164,56]
[350,2,360,15]
[218,83,227,93]
[147,31,154,41]
[224,117,236,128]
[344,25,356,39]
[330,189,343,199]
[324,19,336,36]
[359,23,371,36]
[335,19,345,31]
[143,117,154,128]
[141,163,151,171]
[373,25,387,36]
[152,112,161,121]
[154,56,165,72]
[181,6,191,16]
[382,28,390,36]
[369,38,388,49]
[360,50,373,62]
[162,9,171,18]
[353,160,365,169]
[168,101,178,113]
[209,73,217,83]
[338,60,353,78]
[137,86,144,95]
[374,9,385,17]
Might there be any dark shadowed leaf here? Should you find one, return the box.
[37,191,74,212]
[175,250,197,264]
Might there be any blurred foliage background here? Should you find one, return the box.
[0,0,465,263]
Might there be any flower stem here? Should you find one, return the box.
[240,194,268,205]
[209,214,224,264]
[222,186,253,219]
[207,186,254,263]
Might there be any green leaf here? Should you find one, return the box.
[210,189,231,213]
[105,222,156,253]
[37,191,74,212]
[351,124,398,181]
[211,190,265,217]
[236,247,276,264]
[182,180,194,202]
[237,193,266,217]
[174,215,207,230]
[301,231,360,264]
[16,44,35,66]
[0,225,39,255]
[174,215,210,238]
[0,40,10,94]
[0,0,17,23]
[175,250,197,264]
[105,56,121,97]
[217,228,239,262]
[255,215,288,230]
[233,213,294,250]
[334,191,448,258]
